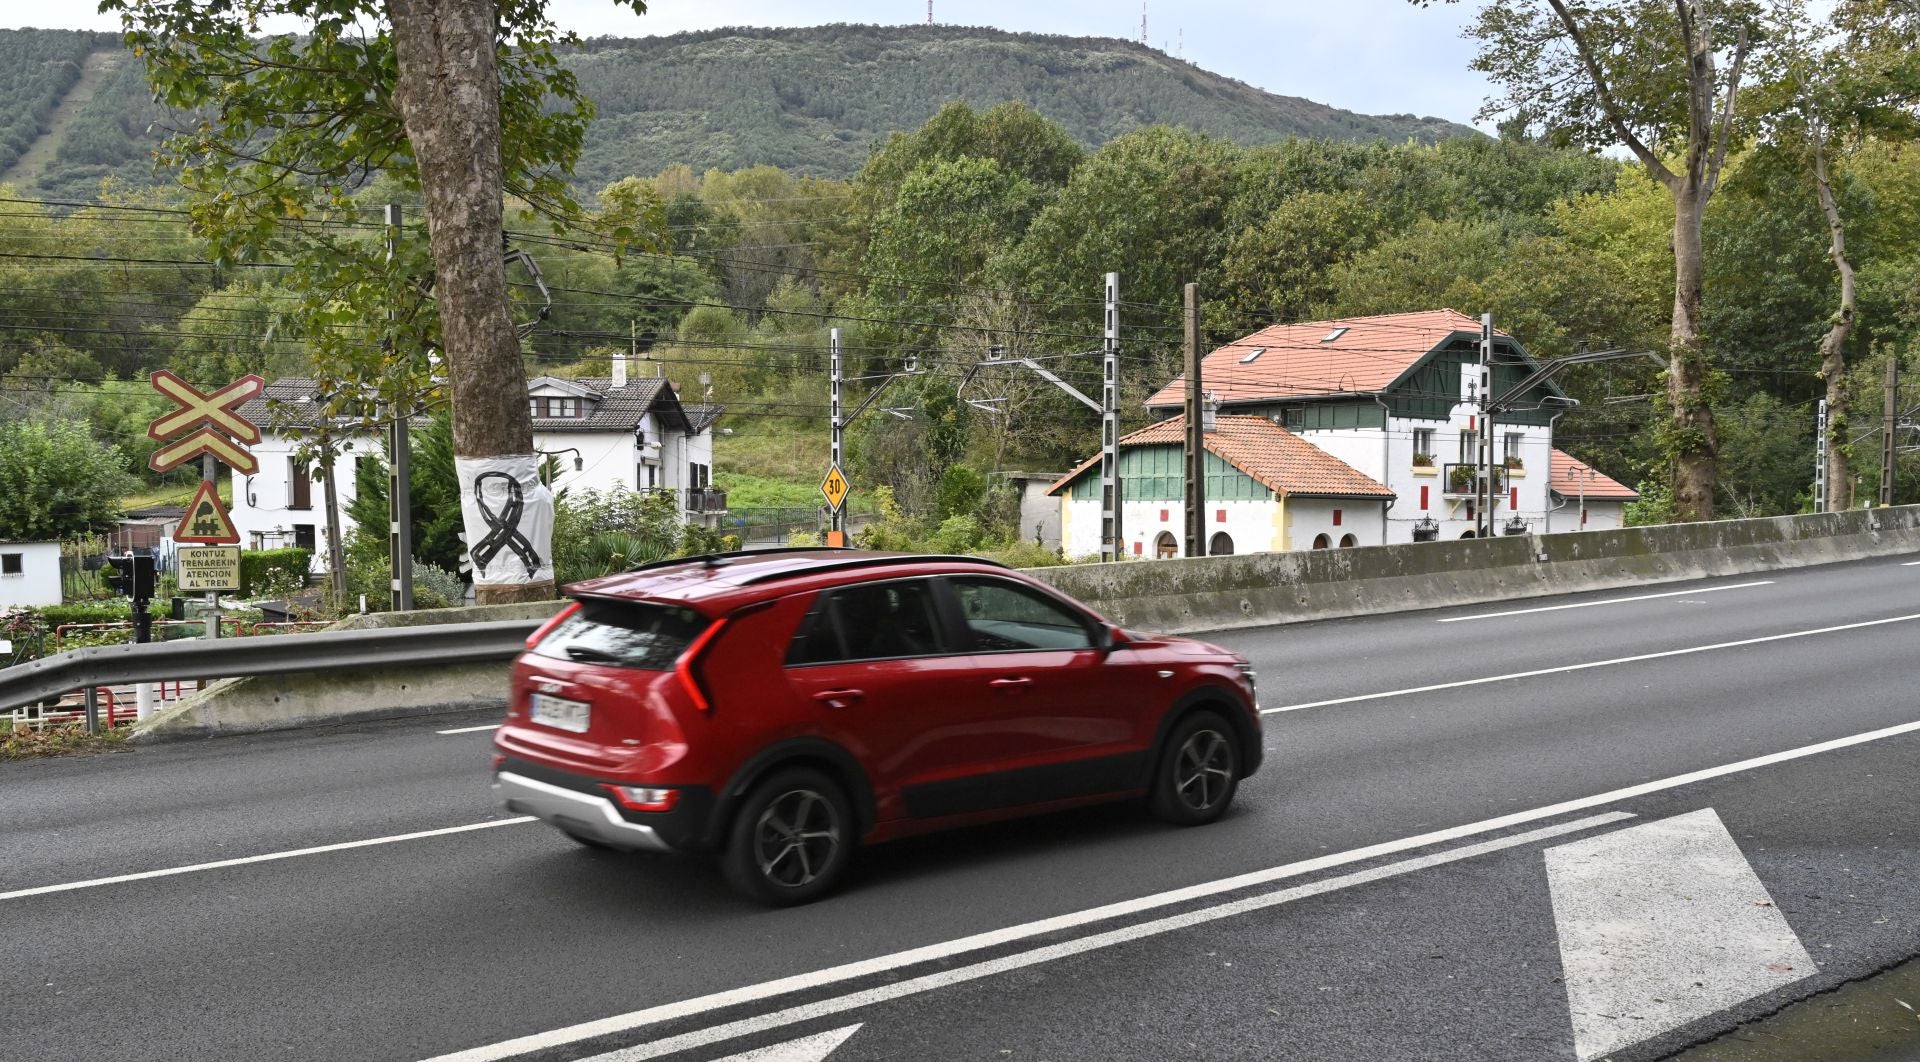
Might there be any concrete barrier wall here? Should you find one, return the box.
[131,600,568,742]
[1028,504,1920,635]
[137,506,1920,738]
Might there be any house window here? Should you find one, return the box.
[293,524,316,552]
[1420,485,1430,510]
[288,457,313,510]
[1208,532,1233,556]
[1284,407,1304,430]
[1332,509,1343,526]
[1339,534,1357,548]
[528,398,541,419]
[687,461,710,489]
[1311,534,1331,550]
[1,552,20,576]
[1154,532,1178,559]
[1459,430,1478,463]
[250,532,266,550]
[546,397,579,418]
[1504,432,1523,462]
[1412,428,1434,457]
[1510,486,1519,509]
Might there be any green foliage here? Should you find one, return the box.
[935,465,988,522]
[238,549,312,597]
[0,421,136,540]
[347,415,465,576]
[550,488,685,586]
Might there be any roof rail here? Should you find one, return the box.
[736,553,1010,586]
[619,545,850,576]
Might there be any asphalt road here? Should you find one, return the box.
[2,554,1917,1062]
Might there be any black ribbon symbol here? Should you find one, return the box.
[472,471,541,576]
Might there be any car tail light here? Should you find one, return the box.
[524,601,581,649]
[605,785,679,812]
[675,617,728,713]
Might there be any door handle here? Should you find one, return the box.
[988,677,1033,691]
[813,689,864,709]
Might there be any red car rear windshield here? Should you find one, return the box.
[531,597,707,670]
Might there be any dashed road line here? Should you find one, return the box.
[0,817,535,901]
[1436,581,1773,622]
[438,724,502,735]
[1264,612,1920,714]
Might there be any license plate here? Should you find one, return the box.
[529,693,590,733]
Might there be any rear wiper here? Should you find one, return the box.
[563,646,625,664]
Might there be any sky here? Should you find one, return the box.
[0,0,1496,128]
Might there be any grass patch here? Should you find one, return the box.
[0,720,131,760]
[121,478,230,511]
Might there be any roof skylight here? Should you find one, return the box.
[1321,327,1349,343]
[1238,347,1265,364]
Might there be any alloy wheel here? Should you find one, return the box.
[1174,729,1234,812]
[753,788,841,888]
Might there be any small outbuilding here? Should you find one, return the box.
[1049,415,1395,559]
[0,541,63,608]
[1546,449,1640,533]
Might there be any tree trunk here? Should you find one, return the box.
[1812,141,1856,510]
[387,0,553,603]
[1668,187,1718,521]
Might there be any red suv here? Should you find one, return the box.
[493,549,1260,904]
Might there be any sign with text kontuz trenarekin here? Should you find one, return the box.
[176,546,242,592]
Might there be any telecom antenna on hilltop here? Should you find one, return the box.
[1140,1,1148,45]
[927,0,933,25]
[1177,27,1183,60]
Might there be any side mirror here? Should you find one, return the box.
[1098,625,1127,652]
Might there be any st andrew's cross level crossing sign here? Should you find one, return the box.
[147,370,264,545]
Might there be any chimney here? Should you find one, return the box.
[611,353,628,389]
[1202,391,1220,433]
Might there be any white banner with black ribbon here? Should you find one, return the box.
[456,454,555,588]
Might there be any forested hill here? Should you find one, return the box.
[0,24,1477,199]
[563,25,1479,183]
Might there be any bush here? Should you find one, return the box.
[412,563,466,610]
[239,548,312,596]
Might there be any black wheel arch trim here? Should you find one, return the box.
[711,737,879,848]
[1148,685,1263,784]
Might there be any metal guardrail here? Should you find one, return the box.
[0,619,541,719]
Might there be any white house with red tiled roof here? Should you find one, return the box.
[1048,415,1394,559]
[231,357,724,572]
[1545,449,1639,533]
[1146,309,1576,543]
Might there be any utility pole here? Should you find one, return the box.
[1102,272,1123,561]
[1814,399,1829,513]
[320,424,347,600]
[1882,357,1899,507]
[829,327,844,543]
[1182,282,1205,557]
[386,202,413,611]
[1477,313,1495,538]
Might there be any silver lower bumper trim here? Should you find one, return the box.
[493,770,671,852]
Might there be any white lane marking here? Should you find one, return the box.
[571,816,1629,1062]
[1903,561,1920,566]
[419,712,1920,1062]
[707,1025,861,1062]
[1436,581,1773,622]
[438,724,502,735]
[1264,612,1920,714]
[0,817,536,901]
[1547,809,1813,1060]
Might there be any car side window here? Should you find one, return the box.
[950,578,1095,652]
[785,580,946,665]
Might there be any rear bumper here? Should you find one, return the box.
[494,771,673,852]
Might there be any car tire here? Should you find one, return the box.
[1149,710,1242,826]
[720,767,854,906]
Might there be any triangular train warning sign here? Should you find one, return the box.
[174,480,241,544]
